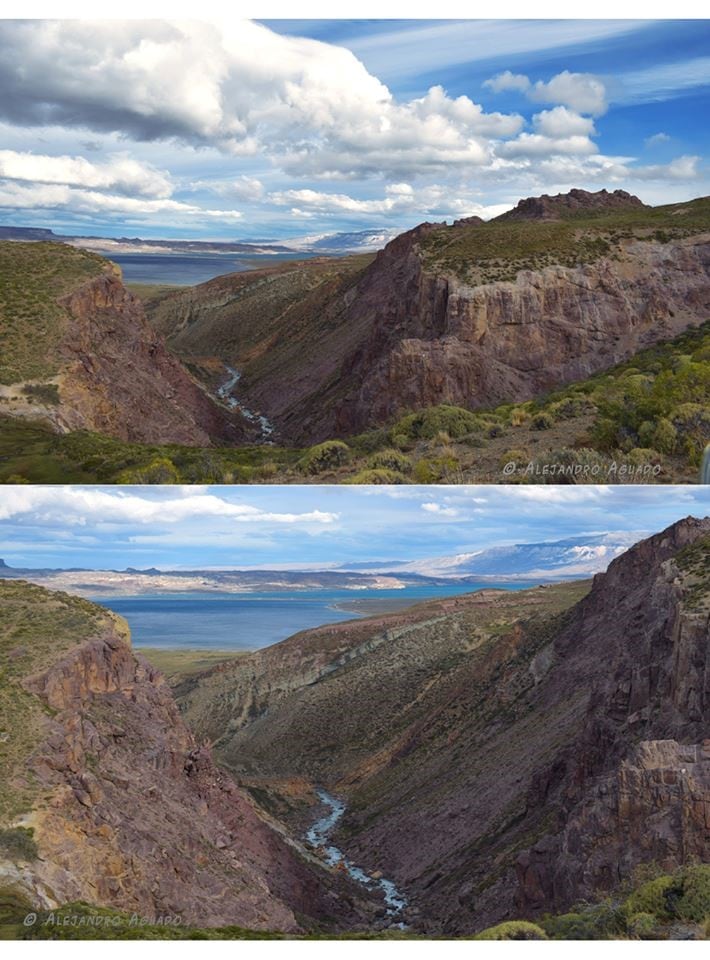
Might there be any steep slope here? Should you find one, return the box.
[148,192,710,445]
[0,242,254,445]
[0,581,371,931]
[181,518,710,935]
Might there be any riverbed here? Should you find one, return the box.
[306,788,408,924]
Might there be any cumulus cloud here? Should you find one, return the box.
[0,487,337,525]
[483,71,531,94]
[269,183,510,221]
[498,133,598,158]
[633,155,700,181]
[192,174,264,201]
[532,106,596,139]
[0,20,526,180]
[644,131,670,147]
[528,71,607,116]
[0,149,173,197]
[485,68,607,116]
[0,180,243,221]
[421,502,459,517]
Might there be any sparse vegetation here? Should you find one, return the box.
[0,284,707,484]
[0,242,109,383]
[420,195,710,285]
[0,580,122,820]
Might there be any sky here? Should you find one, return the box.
[0,18,708,239]
[0,484,708,569]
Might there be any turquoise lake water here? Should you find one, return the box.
[90,582,534,650]
[112,251,314,285]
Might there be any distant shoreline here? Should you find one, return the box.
[330,597,428,616]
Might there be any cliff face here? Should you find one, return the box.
[310,232,710,440]
[53,273,255,445]
[0,582,366,931]
[0,243,255,445]
[180,519,710,935]
[149,193,710,445]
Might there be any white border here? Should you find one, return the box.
[0,2,708,20]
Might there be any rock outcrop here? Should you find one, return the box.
[150,192,710,445]
[497,187,646,221]
[180,519,710,935]
[0,244,255,445]
[0,581,368,931]
[53,272,251,445]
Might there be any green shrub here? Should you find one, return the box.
[412,455,459,483]
[637,420,656,447]
[548,396,587,421]
[20,383,60,405]
[626,912,661,939]
[541,901,624,940]
[624,875,675,920]
[390,432,413,452]
[651,418,677,454]
[0,827,38,861]
[499,449,528,469]
[345,468,404,485]
[531,412,554,430]
[395,405,482,441]
[115,457,180,484]
[673,865,710,922]
[297,440,350,475]
[475,921,548,940]
[0,887,35,925]
[365,449,411,474]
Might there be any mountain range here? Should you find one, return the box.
[0,225,399,256]
[340,532,645,579]
[0,531,646,594]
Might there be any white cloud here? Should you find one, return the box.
[192,174,264,201]
[485,69,607,116]
[532,106,596,139]
[0,487,337,526]
[529,71,608,116]
[269,184,510,221]
[0,180,243,221]
[615,57,710,105]
[421,502,459,517]
[0,149,173,197]
[484,71,531,94]
[645,132,670,147]
[0,20,528,180]
[632,155,700,181]
[498,133,598,158]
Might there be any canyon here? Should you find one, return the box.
[179,517,710,934]
[149,190,710,444]
[1,189,708,456]
[2,517,708,936]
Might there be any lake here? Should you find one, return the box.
[89,582,534,650]
[111,251,315,286]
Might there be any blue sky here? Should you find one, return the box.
[0,485,708,569]
[0,18,707,239]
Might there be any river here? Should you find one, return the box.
[305,788,408,925]
[215,364,275,441]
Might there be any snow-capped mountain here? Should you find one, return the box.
[282,228,400,253]
[341,532,646,580]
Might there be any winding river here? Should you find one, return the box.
[216,364,275,441]
[305,788,408,923]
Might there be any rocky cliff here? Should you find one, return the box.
[0,242,254,445]
[148,192,710,445]
[0,581,369,931]
[180,518,710,935]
